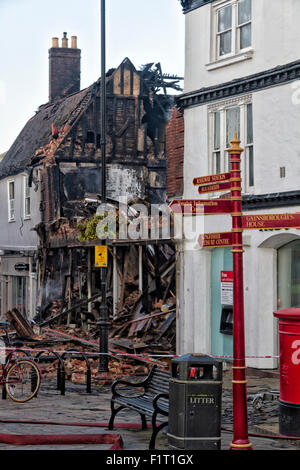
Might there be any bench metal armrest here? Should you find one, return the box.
[153,393,169,417]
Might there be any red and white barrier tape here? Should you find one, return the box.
[0,346,278,360]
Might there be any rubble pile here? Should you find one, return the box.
[0,243,176,382]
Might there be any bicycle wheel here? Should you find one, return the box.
[5,359,41,403]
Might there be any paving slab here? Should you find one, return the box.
[0,368,298,451]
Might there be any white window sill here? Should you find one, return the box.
[243,188,255,196]
[8,218,15,223]
[206,49,254,71]
[24,216,31,221]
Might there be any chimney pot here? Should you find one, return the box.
[52,37,59,48]
[62,32,68,48]
[71,36,78,49]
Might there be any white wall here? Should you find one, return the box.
[183,82,300,198]
[252,84,300,194]
[0,172,40,251]
[184,0,300,92]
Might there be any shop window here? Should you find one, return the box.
[278,241,300,309]
[12,276,27,317]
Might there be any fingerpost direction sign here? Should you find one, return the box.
[169,199,232,215]
[193,172,231,187]
[198,232,234,248]
[198,181,232,194]
[242,213,300,230]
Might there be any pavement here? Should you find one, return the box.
[0,364,299,452]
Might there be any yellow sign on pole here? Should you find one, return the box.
[95,245,108,268]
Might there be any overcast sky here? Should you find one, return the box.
[0,0,185,154]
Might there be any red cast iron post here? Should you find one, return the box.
[228,133,252,450]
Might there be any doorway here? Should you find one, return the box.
[211,247,233,358]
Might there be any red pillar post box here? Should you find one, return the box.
[273,308,300,436]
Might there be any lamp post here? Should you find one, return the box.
[229,133,252,450]
[97,0,109,375]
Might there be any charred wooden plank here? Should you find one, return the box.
[5,309,35,338]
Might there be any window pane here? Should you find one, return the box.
[214,112,220,150]
[219,31,232,56]
[25,198,31,217]
[248,146,254,187]
[218,5,232,32]
[12,276,27,316]
[215,152,221,174]
[9,200,15,219]
[9,182,14,200]
[240,23,251,49]
[226,107,240,147]
[238,0,251,24]
[25,177,30,198]
[247,103,253,144]
[278,241,300,309]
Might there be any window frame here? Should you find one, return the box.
[7,179,15,222]
[208,95,254,194]
[23,174,31,220]
[211,0,252,64]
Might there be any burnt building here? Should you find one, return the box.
[0,33,181,323]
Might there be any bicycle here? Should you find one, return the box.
[0,321,41,403]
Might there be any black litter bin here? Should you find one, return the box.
[168,354,223,450]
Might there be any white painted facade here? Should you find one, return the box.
[184,0,300,91]
[183,84,300,198]
[0,170,41,318]
[177,0,300,368]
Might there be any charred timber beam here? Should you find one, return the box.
[48,238,173,249]
[56,157,100,163]
[38,291,101,327]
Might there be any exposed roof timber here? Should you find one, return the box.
[0,58,180,180]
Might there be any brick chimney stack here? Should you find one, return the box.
[49,32,81,102]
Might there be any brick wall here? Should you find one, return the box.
[49,47,81,102]
[166,107,184,198]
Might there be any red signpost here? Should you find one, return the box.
[228,134,252,450]
[169,133,252,450]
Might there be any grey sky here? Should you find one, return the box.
[0,0,185,154]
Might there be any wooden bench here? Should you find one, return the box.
[108,365,170,449]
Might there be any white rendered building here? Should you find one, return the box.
[176,0,300,369]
